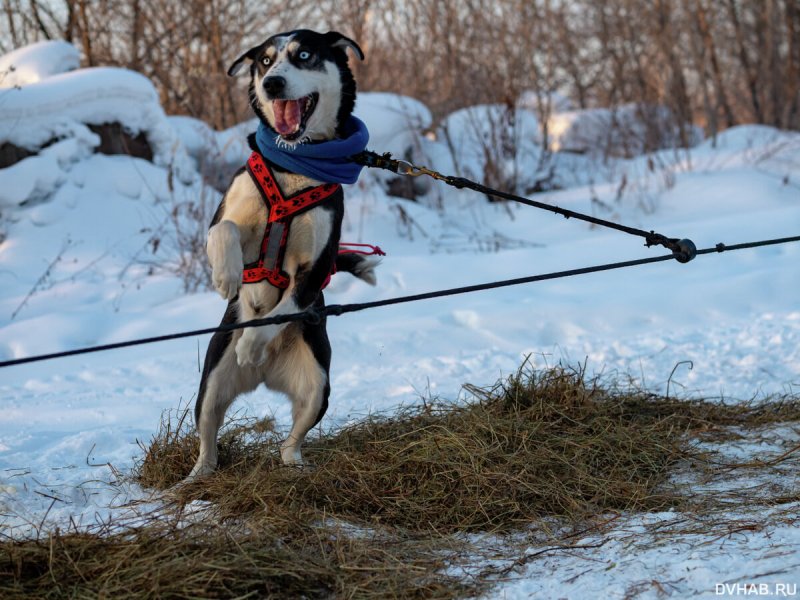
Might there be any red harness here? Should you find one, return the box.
[243,152,341,288]
[242,152,385,290]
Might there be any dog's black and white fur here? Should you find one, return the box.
[187,30,375,480]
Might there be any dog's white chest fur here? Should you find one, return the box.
[214,168,328,315]
[274,170,322,197]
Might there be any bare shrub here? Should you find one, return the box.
[162,184,216,293]
[3,0,798,134]
[136,170,218,293]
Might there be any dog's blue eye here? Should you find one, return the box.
[261,57,271,66]
[298,51,310,60]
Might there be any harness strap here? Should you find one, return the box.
[243,152,340,288]
[337,243,387,257]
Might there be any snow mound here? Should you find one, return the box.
[701,124,788,152]
[168,116,215,158]
[0,136,95,208]
[0,65,194,183]
[169,91,435,183]
[441,104,541,150]
[429,104,541,185]
[215,118,258,166]
[354,92,432,159]
[0,41,80,88]
[169,115,255,184]
[548,103,703,157]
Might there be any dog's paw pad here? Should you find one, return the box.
[212,268,241,300]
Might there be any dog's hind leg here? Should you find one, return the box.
[265,313,332,466]
[187,302,261,480]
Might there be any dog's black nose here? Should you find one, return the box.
[263,76,286,96]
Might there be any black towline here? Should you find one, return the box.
[352,150,698,262]
[0,235,798,369]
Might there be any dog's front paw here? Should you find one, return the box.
[207,221,243,300]
[212,263,242,301]
[235,328,269,366]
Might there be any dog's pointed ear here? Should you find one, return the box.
[227,44,262,76]
[324,31,365,61]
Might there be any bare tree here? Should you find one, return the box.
[0,0,797,134]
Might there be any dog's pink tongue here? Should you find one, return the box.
[273,99,302,136]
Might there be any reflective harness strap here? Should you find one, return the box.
[243,152,340,288]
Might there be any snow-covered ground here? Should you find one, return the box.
[1,43,799,598]
[481,419,800,598]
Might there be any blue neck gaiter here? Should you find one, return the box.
[253,116,369,184]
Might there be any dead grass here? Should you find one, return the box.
[140,364,800,532]
[2,363,800,599]
[2,521,472,599]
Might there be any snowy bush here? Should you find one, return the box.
[138,179,218,293]
[430,103,548,196]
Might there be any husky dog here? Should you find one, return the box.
[187,30,376,480]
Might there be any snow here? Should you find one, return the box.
[354,91,432,159]
[2,67,158,150]
[431,104,542,184]
[1,46,800,597]
[168,115,255,178]
[491,425,800,598]
[0,44,194,182]
[0,40,80,88]
[548,103,704,157]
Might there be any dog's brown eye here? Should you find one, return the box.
[261,56,271,66]
[298,51,311,60]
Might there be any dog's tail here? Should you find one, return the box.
[334,253,380,286]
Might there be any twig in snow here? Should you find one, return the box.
[10,237,72,320]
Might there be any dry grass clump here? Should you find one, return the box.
[137,365,800,533]
[3,364,800,599]
[1,521,469,599]
[135,404,275,491]
[141,364,800,533]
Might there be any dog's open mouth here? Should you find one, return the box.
[272,93,318,140]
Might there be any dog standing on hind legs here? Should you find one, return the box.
[187,30,378,481]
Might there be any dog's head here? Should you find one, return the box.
[229,29,364,145]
